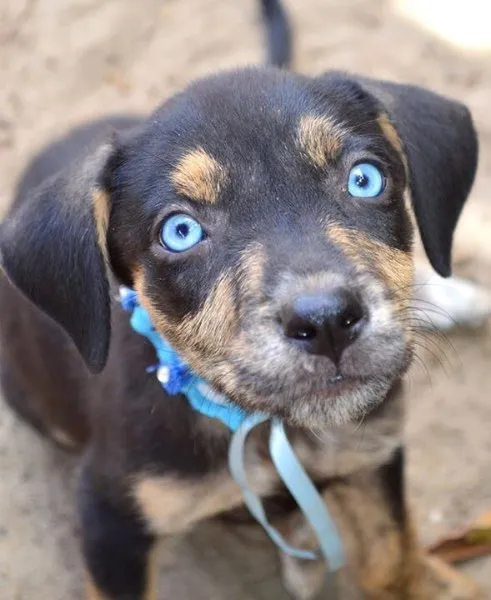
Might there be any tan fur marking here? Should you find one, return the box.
[403,187,417,231]
[133,265,174,335]
[297,114,343,167]
[176,271,237,354]
[171,147,226,204]
[377,114,416,230]
[135,265,237,362]
[377,113,411,180]
[144,546,159,600]
[134,475,240,534]
[326,224,413,306]
[238,242,266,299]
[134,464,275,536]
[92,189,110,264]
[377,114,403,155]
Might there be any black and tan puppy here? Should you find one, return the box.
[0,6,484,600]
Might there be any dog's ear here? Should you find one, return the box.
[0,141,117,373]
[320,73,478,277]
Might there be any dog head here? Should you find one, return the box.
[0,67,477,427]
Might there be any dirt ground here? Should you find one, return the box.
[1,0,491,598]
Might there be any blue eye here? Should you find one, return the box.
[347,162,385,198]
[160,213,204,252]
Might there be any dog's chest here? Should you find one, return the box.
[130,407,402,537]
[131,439,278,535]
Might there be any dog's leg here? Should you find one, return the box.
[77,449,276,600]
[278,448,484,599]
[78,466,158,600]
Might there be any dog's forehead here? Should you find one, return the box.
[152,69,383,160]
[125,68,403,229]
[137,70,399,212]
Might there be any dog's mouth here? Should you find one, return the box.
[301,373,360,400]
[325,373,356,389]
[318,375,364,397]
[201,372,360,408]
[203,361,405,428]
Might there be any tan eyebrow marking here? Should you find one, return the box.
[377,112,414,224]
[170,147,227,204]
[377,113,409,174]
[377,113,403,153]
[297,114,344,167]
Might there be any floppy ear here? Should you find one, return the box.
[0,141,116,373]
[358,75,478,277]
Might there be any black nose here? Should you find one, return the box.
[280,289,366,363]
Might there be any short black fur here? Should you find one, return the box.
[78,465,156,599]
[379,446,405,527]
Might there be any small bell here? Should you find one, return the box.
[157,365,170,385]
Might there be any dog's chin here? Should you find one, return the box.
[199,340,412,429]
[283,376,395,428]
[227,374,397,429]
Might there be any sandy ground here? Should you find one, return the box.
[1,0,491,598]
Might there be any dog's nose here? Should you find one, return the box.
[281,289,365,363]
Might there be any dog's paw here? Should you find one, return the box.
[279,549,362,600]
[277,501,364,600]
[412,264,491,331]
[280,553,325,600]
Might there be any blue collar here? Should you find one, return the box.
[120,287,249,431]
[120,287,345,583]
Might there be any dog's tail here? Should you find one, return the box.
[259,0,293,69]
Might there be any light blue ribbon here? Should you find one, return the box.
[269,419,344,571]
[228,413,317,561]
[228,414,344,578]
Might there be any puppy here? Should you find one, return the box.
[0,9,485,600]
